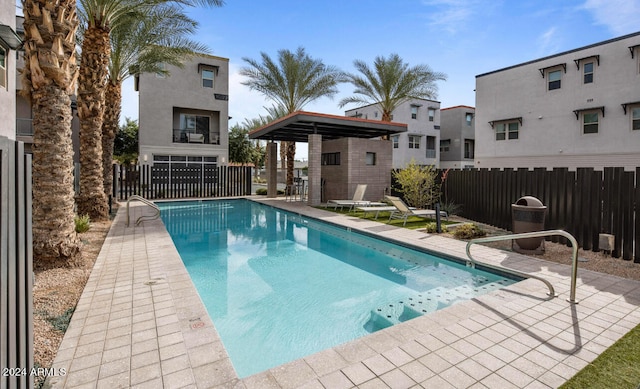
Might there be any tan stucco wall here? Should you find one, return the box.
[138,54,229,164]
[321,138,392,202]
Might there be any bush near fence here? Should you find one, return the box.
[437,167,638,262]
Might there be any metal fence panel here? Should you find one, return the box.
[0,136,33,389]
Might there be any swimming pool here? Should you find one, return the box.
[159,199,518,378]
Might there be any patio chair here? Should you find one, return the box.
[385,196,448,226]
[327,184,382,211]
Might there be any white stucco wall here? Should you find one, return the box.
[345,98,441,168]
[475,32,640,170]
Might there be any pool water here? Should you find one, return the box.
[159,199,517,378]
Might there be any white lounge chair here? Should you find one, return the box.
[385,196,448,226]
[327,184,384,211]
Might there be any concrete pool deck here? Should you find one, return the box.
[46,197,640,388]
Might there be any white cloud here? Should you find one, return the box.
[581,0,640,35]
[420,0,497,34]
[537,27,561,56]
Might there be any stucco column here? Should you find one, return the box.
[267,141,278,198]
[307,134,322,206]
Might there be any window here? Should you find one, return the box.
[464,139,475,159]
[548,70,561,90]
[496,122,519,140]
[321,152,340,165]
[366,152,376,166]
[391,135,399,149]
[408,135,420,149]
[426,136,436,158]
[465,113,473,126]
[202,69,214,88]
[440,139,451,152]
[583,62,594,84]
[583,112,599,134]
[428,108,435,122]
[374,111,378,118]
[633,107,640,131]
[0,46,6,88]
[411,106,418,119]
[176,114,211,143]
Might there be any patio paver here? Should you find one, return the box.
[45,197,640,388]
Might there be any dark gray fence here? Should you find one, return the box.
[440,167,639,261]
[0,136,33,389]
[114,164,252,201]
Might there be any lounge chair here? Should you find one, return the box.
[385,196,448,226]
[327,184,384,211]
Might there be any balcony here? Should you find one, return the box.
[16,118,33,136]
[173,129,220,145]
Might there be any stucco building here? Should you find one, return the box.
[439,105,475,169]
[475,31,640,170]
[0,4,21,140]
[137,53,229,168]
[345,98,441,168]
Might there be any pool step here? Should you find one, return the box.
[364,279,511,333]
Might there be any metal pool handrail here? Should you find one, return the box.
[126,195,160,227]
[465,230,579,304]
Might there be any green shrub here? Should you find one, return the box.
[392,160,440,208]
[74,214,91,233]
[255,188,284,195]
[452,223,486,239]
[46,307,75,332]
[425,222,448,233]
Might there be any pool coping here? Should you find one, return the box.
[46,197,640,388]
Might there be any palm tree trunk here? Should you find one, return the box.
[22,0,82,265]
[286,141,296,188]
[76,26,110,220]
[279,141,286,170]
[102,81,121,199]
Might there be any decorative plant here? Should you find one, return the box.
[452,223,486,240]
[74,215,91,233]
[392,159,440,208]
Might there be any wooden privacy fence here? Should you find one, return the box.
[441,167,639,261]
[114,164,252,201]
[0,137,33,389]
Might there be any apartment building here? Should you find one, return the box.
[137,53,229,169]
[439,105,475,169]
[475,31,640,170]
[345,98,441,168]
[0,4,21,139]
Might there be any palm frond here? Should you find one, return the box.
[341,54,447,119]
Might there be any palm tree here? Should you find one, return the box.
[101,6,209,198]
[264,104,288,170]
[339,53,447,121]
[76,0,224,220]
[240,47,344,188]
[21,0,82,263]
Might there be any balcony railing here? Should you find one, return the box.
[173,129,220,145]
[425,149,436,158]
[16,118,33,136]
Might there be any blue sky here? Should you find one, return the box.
[115,0,640,158]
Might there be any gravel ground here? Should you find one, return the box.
[31,213,640,387]
[32,219,111,388]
